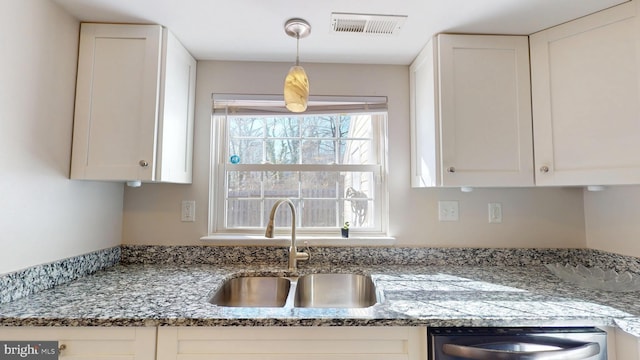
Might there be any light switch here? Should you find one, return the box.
[488,202,502,223]
[181,200,196,222]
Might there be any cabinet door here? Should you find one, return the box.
[71,23,162,182]
[157,326,425,360]
[615,327,640,360]
[410,34,534,188]
[0,327,156,360]
[530,2,640,186]
[156,29,196,183]
[438,34,534,187]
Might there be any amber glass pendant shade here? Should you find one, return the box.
[284,65,309,112]
[283,18,311,113]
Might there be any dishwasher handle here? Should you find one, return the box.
[442,341,600,360]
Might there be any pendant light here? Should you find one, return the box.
[283,18,311,113]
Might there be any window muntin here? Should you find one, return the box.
[211,99,388,236]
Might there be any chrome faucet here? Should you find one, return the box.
[264,199,309,271]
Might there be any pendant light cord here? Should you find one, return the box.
[295,35,300,66]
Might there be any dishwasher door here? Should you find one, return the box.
[428,327,606,360]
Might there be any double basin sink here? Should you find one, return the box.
[209,273,379,308]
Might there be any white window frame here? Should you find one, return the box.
[206,94,390,240]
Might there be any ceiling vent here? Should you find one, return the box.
[331,13,407,36]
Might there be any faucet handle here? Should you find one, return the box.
[296,251,310,263]
[294,241,310,263]
[303,241,311,260]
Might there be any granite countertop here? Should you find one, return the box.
[0,263,638,336]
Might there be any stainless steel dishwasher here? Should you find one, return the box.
[428,327,607,360]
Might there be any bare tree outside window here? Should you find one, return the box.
[218,110,386,234]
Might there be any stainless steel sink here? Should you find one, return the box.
[294,273,378,308]
[209,276,291,307]
[209,273,379,308]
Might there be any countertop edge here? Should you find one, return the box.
[0,316,618,329]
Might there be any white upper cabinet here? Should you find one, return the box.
[71,23,196,184]
[530,2,640,186]
[410,34,534,188]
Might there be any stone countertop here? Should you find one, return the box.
[0,264,638,336]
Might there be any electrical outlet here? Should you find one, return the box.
[488,202,502,223]
[438,201,459,221]
[181,200,196,222]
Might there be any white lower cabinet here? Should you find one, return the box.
[3,325,634,359]
[615,328,640,360]
[156,326,426,360]
[0,327,156,360]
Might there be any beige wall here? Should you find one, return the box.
[585,186,640,257]
[122,60,586,248]
[0,2,632,275]
[0,0,124,274]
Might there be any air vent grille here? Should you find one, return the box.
[331,13,407,36]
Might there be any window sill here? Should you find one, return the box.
[200,234,396,247]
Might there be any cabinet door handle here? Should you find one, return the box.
[447,167,456,173]
[539,166,549,173]
[139,160,149,167]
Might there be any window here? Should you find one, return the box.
[210,95,388,236]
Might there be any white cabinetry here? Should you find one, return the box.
[71,23,196,184]
[157,326,426,360]
[615,328,640,360]
[0,327,156,360]
[530,2,640,186]
[410,34,533,188]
